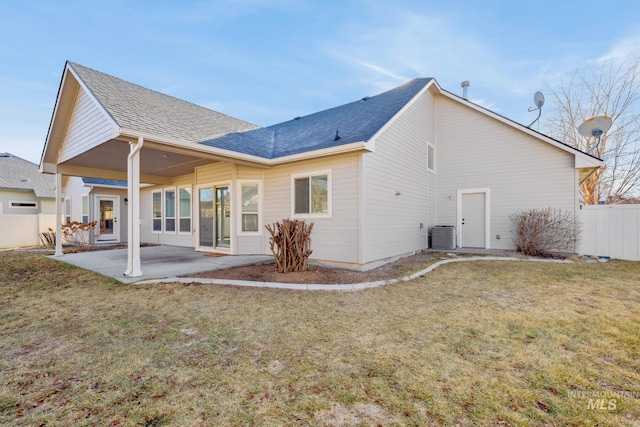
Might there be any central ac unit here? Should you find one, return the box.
[431,225,456,250]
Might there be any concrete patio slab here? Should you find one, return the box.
[49,245,272,284]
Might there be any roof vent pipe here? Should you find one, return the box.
[461,80,470,99]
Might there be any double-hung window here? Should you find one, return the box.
[165,189,176,232]
[292,171,331,218]
[153,188,192,234]
[65,198,72,224]
[239,182,260,233]
[81,195,89,224]
[178,187,191,233]
[152,191,162,232]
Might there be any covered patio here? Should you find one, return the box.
[40,62,263,278]
[50,245,272,284]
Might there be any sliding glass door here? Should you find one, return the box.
[216,186,231,248]
[198,186,230,250]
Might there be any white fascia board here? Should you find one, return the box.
[366,79,437,152]
[40,161,57,174]
[575,155,604,169]
[435,88,604,168]
[120,128,270,165]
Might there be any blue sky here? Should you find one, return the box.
[2,0,640,164]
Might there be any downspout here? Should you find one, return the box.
[125,137,143,277]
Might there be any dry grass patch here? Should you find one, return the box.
[1,252,639,426]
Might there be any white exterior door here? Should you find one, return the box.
[461,192,486,248]
[96,195,120,242]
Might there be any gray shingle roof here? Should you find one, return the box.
[0,153,56,198]
[199,78,432,159]
[68,62,258,142]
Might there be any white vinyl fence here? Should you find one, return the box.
[0,214,57,248]
[579,205,640,261]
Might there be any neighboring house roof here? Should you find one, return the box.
[81,178,127,187]
[0,153,56,198]
[200,78,433,159]
[67,62,259,143]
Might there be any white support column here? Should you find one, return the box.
[54,172,63,257]
[125,137,143,277]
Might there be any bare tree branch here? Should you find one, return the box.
[544,56,640,203]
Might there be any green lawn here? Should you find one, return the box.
[1,251,639,426]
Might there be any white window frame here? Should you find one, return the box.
[152,190,163,233]
[9,201,37,209]
[291,169,332,219]
[237,180,262,235]
[427,143,436,173]
[178,186,192,235]
[65,197,72,224]
[81,195,89,224]
[164,187,177,234]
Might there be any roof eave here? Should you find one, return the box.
[269,141,371,165]
[40,62,120,172]
[120,128,272,166]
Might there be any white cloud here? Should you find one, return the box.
[596,27,640,63]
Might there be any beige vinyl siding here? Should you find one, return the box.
[195,163,233,185]
[59,87,116,163]
[263,153,360,265]
[434,95,577,250]
[362,90,435,263]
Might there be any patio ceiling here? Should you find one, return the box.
[55,137,267,185]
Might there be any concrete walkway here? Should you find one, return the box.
[50,245,272,284]
[137,255,576,291]
[51,246,583,289]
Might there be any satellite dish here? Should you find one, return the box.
[577,116,612,138]
[527,91,545,128]
[577,115,612,155]
[533,91,545,108]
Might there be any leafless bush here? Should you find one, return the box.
[510,208,581,257]
[40,228,56,248]
[62,221,98,247]
[265,219,314,273]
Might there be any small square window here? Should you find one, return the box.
[292,171,331,218]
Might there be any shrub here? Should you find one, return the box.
[62,221,98,247]
[40,229,56,248]
[265,219,314,273]
[510,208,581,257]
